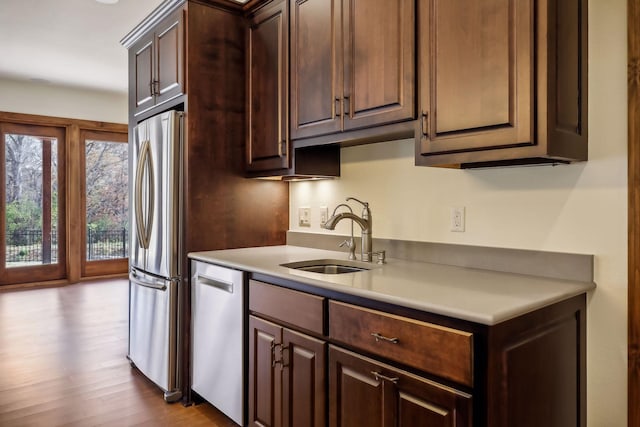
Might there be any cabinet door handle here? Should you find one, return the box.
[270,341,279,367]
[371,332,399,344]
[279,140,287,157]
[335,97,341,117]
[371,371,399,384]
[421,111,429,137]
[149,80,159,96]
[343,96,350,116]
[271,343,289,367]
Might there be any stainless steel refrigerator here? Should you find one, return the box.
[128,110,184,403]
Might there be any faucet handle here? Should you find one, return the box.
[339,238,357,261]
[339,239,353,248]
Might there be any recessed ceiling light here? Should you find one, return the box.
[95,0,119,4]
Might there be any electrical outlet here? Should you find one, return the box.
[319,206,329,226]
[450,207,465,232]
[298,207,311,227]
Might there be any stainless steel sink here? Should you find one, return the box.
[280,259,370,274]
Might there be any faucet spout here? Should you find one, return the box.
[322,209,373,262]
[323,212,369,232]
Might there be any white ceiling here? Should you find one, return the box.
[0,0,165,94]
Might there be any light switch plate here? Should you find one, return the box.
[298,207,311,227]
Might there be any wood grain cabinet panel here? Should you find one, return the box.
[290,0,342,139]
[486,296,586,427]
[329,300,473,387]
[289,0,416,141]
[250,280,325,335]
[282,328,326,427]
[249,316,282,427]
[246,0,289,172]
[132,35,155,115]
[417,0,532,155]
[129,7,184,117]
[416,0,588,167]
[329,345,472,427]
[248,315,326,427]
[155,13,184,106]
[342,0,415,131]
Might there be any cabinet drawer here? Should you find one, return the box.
[249,280,325,335]
[329,300,473,387]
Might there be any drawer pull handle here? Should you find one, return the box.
[371,332,399,344]
[371,371,399,384]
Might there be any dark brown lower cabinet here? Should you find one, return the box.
[248,315,326,427]
[247,280,585,427]
[329,345,472,427]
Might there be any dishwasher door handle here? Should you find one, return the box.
[196,274,234,293]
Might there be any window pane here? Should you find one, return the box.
[85,140,128,261]
[5,134,58,268]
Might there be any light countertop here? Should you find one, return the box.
[189,245,595,325]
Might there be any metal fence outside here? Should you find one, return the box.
[87,228,128,260]
[5,228,128,265]
[6,229,58,264]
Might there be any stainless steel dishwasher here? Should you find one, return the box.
[191,260,245,425]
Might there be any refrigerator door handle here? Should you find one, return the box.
[129,271,167,291]
[196,274,233,293]
[135,139,155,249]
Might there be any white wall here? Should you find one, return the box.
[0,77,128,124]
[290,0,628,425]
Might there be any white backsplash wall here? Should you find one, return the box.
[290,0,627,424]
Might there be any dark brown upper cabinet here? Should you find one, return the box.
[129,7,184,118]
[246,0,340,178]
[416,0,588,168]
[290,0,416,141]
[246,0,289,173]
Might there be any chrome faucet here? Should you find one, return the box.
[323,197,374,262]
[331,203,357,260]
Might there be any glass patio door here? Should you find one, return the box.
[81,130,128,277]
[0,123,66,285]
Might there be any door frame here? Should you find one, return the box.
[629,0,640,424]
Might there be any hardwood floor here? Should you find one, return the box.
[0,278,237,427]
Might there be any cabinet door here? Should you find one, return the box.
[342,0,415,131]
[246,0,289,172]
[282,328,326,427]
[289,0,342,139]
[154,8,184,107]
[329,345,383,427]
[418,0,532,155]
[130,32,155,116]
[329,346,472,427]
[249,316,283,427]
